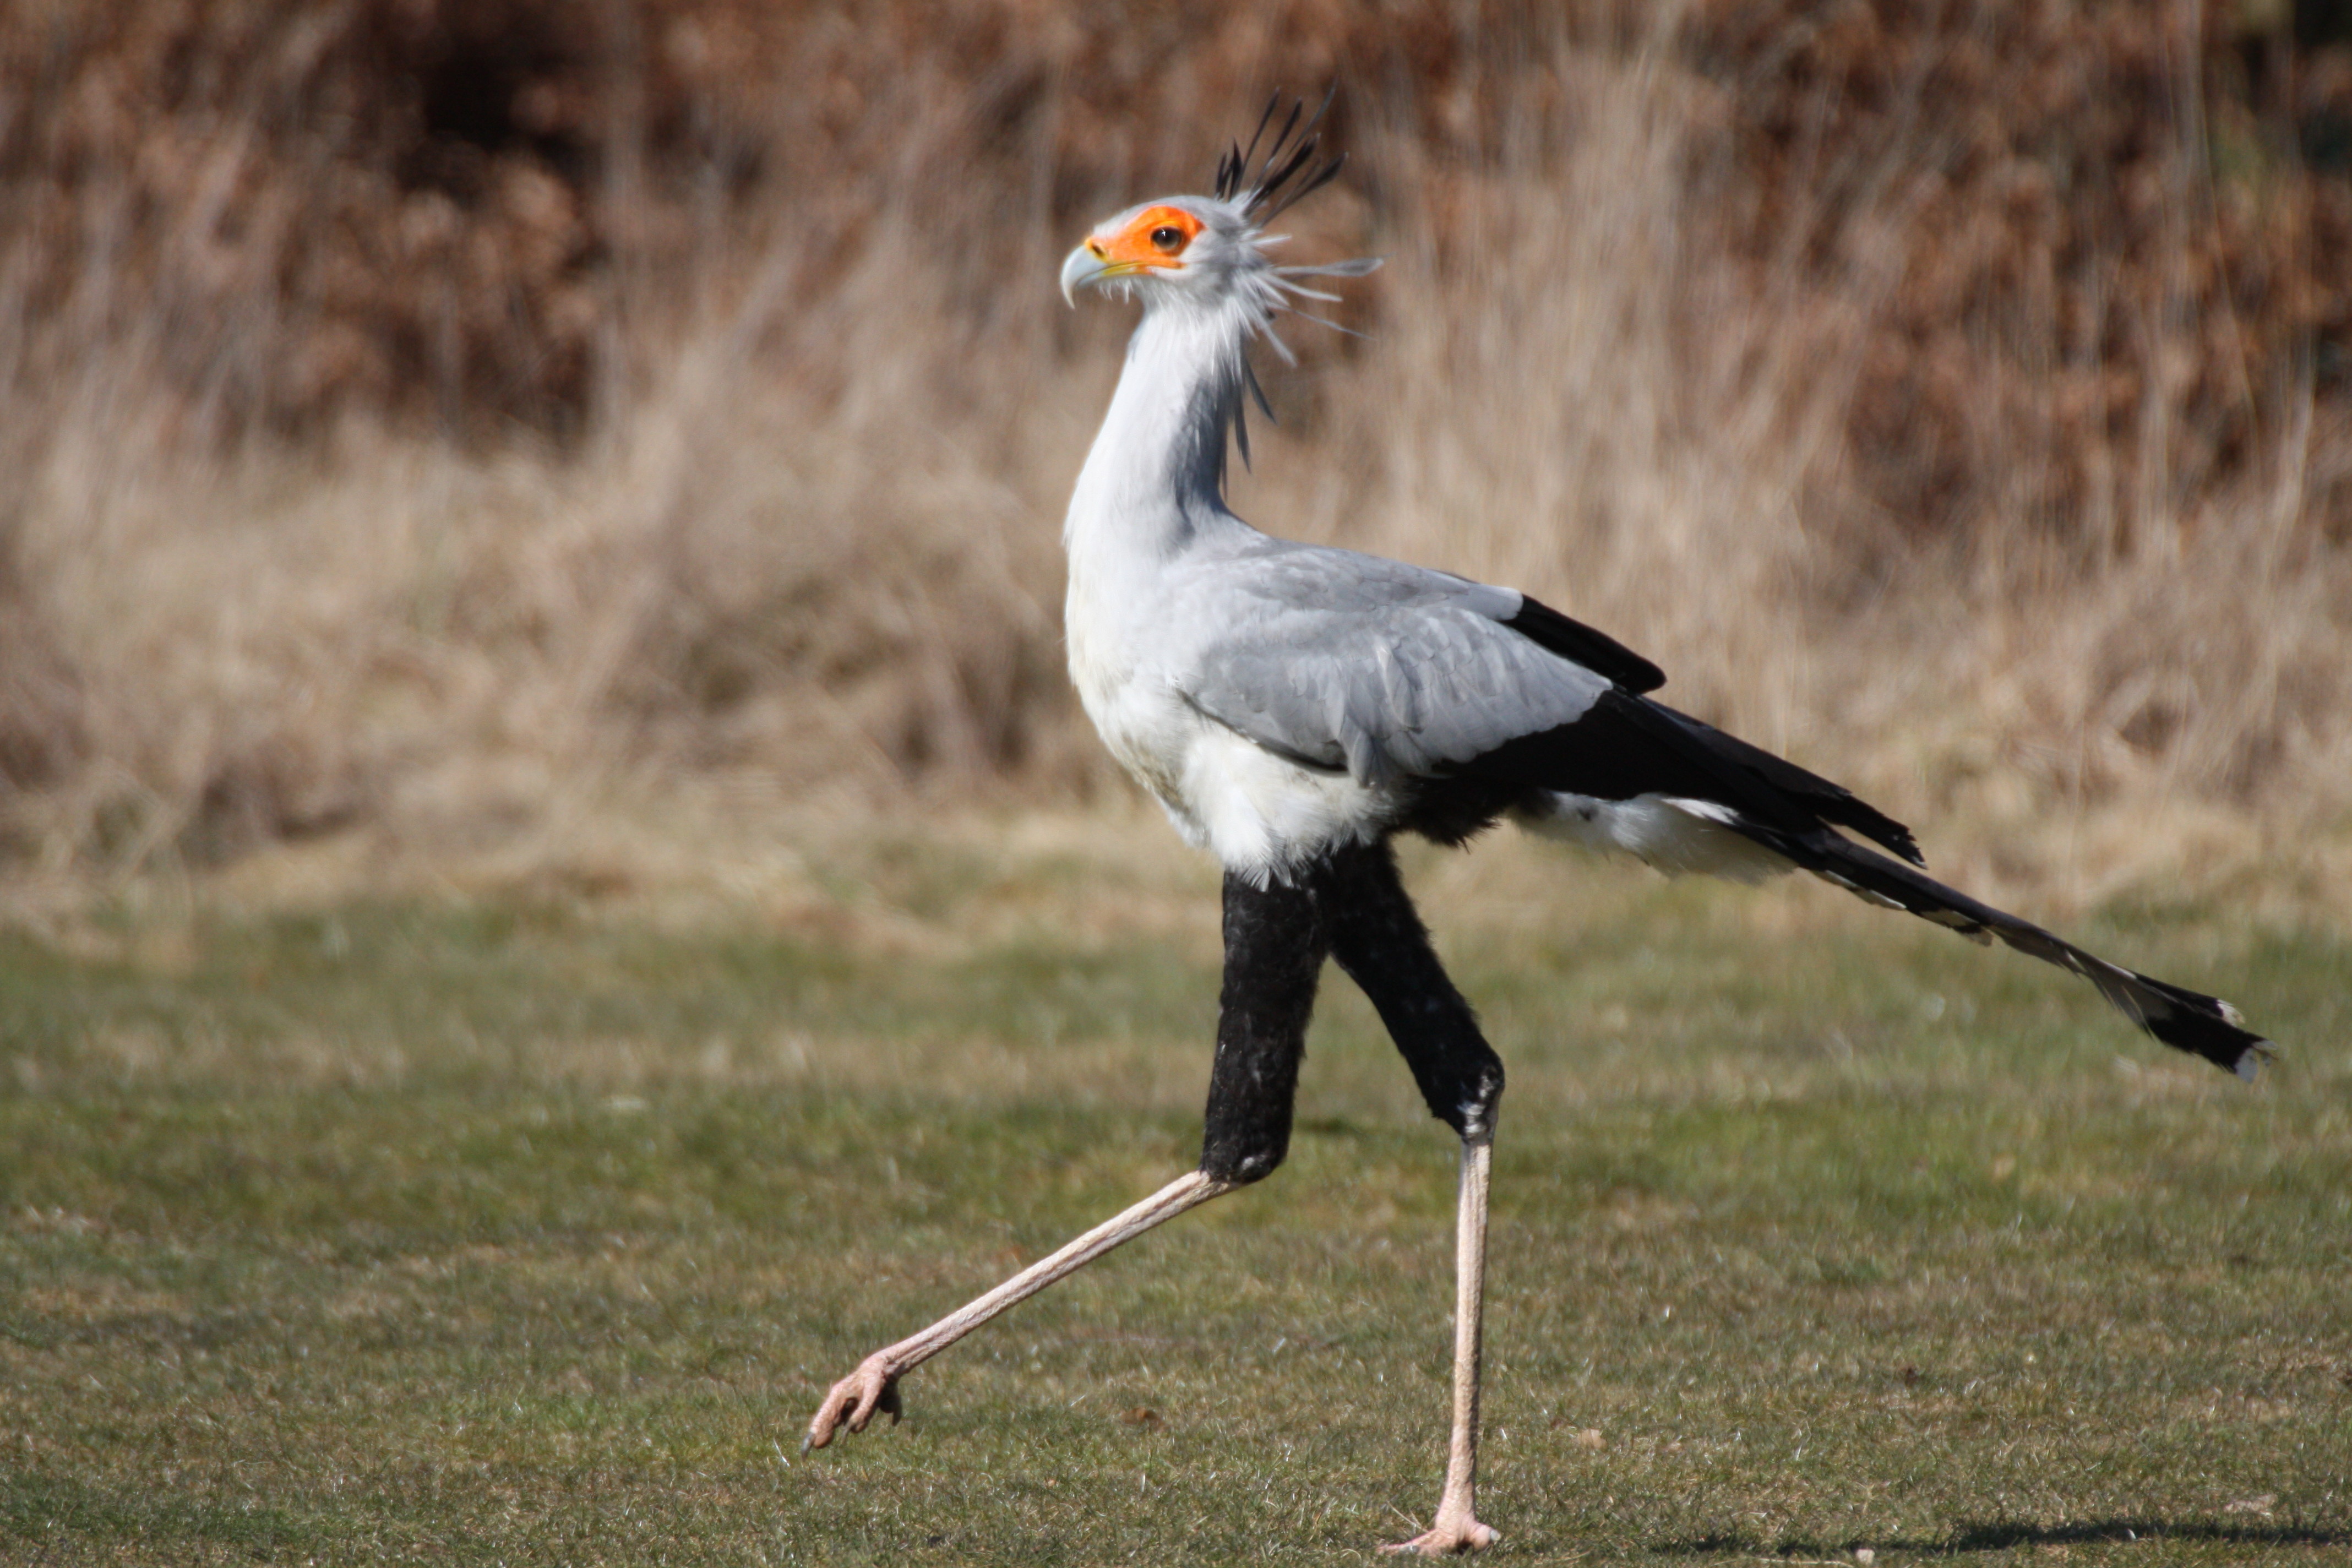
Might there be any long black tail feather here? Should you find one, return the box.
[1741,824,2275,1080]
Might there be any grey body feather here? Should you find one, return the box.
[1155,533,1608,785]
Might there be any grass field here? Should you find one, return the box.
[2,824,2348,1565]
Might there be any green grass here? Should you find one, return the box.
[2,858,2348,1564]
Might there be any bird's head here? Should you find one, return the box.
[1059,198,1234,308]
[1058,93,1378,331]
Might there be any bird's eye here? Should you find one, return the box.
[1150,226,1185,254]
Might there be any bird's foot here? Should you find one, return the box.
[801,1352,904,1453]
[1383,1509,1499,1555]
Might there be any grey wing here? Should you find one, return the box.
[1159,543,1613,784]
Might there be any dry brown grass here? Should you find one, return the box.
[4,2,2350,918]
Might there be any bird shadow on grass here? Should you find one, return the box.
[1654,1516,2350,1557]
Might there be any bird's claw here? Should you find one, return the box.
[1383,1513,1500,1555]
[802,1353,904,1453]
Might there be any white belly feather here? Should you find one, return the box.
[1075,646,1389,883]
[1175,725,1388,880]
[1515,791,1794,883]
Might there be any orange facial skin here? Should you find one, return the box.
[1081,204,1204,279]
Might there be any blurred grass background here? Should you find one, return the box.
[3,1,2351,912]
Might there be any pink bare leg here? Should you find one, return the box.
[1387,1135,1500,1555]
[803,1169,1231,1452]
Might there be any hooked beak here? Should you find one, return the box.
[1060,241,1111,307]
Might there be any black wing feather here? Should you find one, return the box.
[1502,595,1667,694]
[1450,674,2266,1077]
[1457,687,1924,867]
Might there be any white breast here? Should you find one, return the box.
[1175,724,1389,882]
[1068,586,1390,882]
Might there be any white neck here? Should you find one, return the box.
[1063,295,1260,576]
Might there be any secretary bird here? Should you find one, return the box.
[803,97,2273,1554]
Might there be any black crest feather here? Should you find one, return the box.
[1210,89,1361,492]
[1216,88,1345,220]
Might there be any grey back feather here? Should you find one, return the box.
[1156,538,1610,783]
